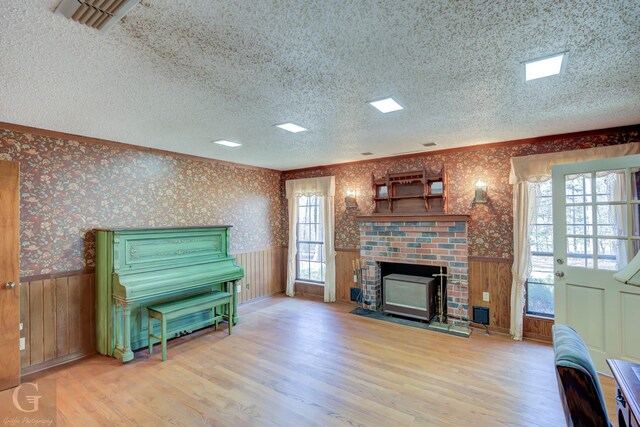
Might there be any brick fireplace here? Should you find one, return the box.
[357,215,470,327]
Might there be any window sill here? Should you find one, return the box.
[295,280,325,287]
[525,313,554,321]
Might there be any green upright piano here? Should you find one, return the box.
[95,226,244,363]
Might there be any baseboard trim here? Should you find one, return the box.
[239,290,285,306]
[523,332,553,343]
[21,350,96,377]
[469,322,510,335]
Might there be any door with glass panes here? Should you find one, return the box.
[552,155,640,372]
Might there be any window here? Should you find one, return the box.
[564,171,628,270]
[527,180,554,317]
[296,195,325,283]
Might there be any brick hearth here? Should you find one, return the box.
[357,215,470,326]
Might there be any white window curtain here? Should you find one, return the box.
[611,171,629,267]
[508,142,640,340]
[285,176,336,303]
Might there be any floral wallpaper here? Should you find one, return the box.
[282,128,640,259]
[0,128,283,278]
[3,125,638,277]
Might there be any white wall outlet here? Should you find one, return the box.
[483,292,490,302]
[19,322,23,331]
[236,284,241,293]
[19,337,25,351]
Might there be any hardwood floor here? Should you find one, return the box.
[23,295,616,426]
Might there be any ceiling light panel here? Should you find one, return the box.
[368,97,403,113]
[213,140,241,147]
[524,52,567,81]
[276,123,307,133]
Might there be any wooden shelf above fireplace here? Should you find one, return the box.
[356,214,469,222]
[371,168,448,215]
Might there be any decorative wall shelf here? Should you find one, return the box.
[371,167,448,214]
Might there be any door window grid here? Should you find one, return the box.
[564,170,640,271]
[296,195,325,283]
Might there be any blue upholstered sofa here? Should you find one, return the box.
[552,324,611,426]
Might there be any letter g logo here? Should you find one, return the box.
[12,382,41,413]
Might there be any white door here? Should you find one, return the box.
[553,154,640,372]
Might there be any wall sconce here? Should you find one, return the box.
[345,189,358,208]
[475,180,488,203]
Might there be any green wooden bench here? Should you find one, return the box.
[147,290,233,361]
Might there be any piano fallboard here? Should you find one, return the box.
[113,260,242,301]
[95,226,244,362]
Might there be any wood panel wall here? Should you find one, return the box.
[523,316,554,342]
[19,274,95,374]
[18,246,286,374]
[468,258,512,334]
[233,246,286,304]
[336,250,360,303]
[468,257,553,341]
[294,282,324,298]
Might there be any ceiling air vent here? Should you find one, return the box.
[55,0,140,32]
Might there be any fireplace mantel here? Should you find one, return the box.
[356,214,469,222]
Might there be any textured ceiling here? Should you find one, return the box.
[1,1,639,170]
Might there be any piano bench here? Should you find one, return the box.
[147,290,233,361]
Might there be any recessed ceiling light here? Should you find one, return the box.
[367,97,403,113]
[361,152,373,156]
[213,139,241,148]
[422,142,437,147]
[523,52,567,81]
[276,123,307,133]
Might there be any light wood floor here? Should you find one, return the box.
[25,295,616,426]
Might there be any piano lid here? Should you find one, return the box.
[94,225,233,232]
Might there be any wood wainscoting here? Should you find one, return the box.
[233,246,286,305]
[19,273,95,374]
[523,315,554,342]
[468,256,553,342]
[336,249,360,303]
[294,282,324,298]
[18,246,286,375]
[468,257,512,334]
